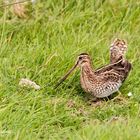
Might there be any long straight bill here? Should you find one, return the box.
[54,62,78,89]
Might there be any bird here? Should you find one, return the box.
[55,53,131,98]
[55,39,132,99]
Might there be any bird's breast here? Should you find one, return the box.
[80,69,97,93]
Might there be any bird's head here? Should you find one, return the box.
[76,53,91,67]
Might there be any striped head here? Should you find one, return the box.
[76,53,91,67]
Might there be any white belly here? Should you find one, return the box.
[93,81,122,98]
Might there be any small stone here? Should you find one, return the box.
[19,78,41,90]
[128,92,133,97]
[31,0,36,4]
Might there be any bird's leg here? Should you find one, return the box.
[117,90,123,97]
[112,90,127,102]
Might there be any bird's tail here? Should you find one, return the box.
[110,38,127,63]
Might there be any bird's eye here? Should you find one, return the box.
[79,56,83,60]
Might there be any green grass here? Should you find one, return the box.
[0,0,140,139]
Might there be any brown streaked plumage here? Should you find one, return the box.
[110,38,127,63]
[55,53,131,98]
[95,38,131,81]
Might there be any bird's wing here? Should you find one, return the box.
[95,58,123,75]
[101,71,122,83]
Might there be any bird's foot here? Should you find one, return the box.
[112,91,127,103]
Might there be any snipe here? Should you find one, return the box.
[55,39,131,98]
